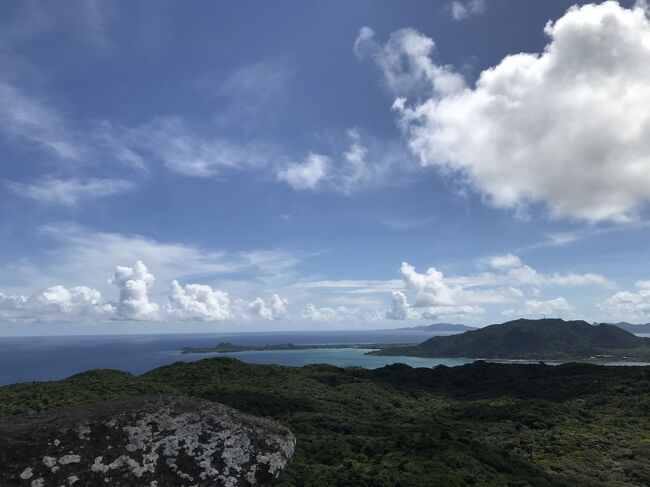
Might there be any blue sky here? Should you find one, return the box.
[1,0,650,335]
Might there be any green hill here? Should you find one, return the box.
[1,358,650,485]
[371,318,650,360]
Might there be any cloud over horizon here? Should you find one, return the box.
[0,260,291,324]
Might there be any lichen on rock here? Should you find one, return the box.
[0,396,295,486]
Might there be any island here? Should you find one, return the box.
[180,342,407,354]
[385,322,477,332]
[609,321,650,334]
[370,318,650,361]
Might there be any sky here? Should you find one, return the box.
[1,0,650,335]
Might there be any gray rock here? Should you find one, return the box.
[0,396,295,486]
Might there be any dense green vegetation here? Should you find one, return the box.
[1,358,649,485]
[373,318,650,361]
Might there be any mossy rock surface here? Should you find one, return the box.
[0,395,295,486]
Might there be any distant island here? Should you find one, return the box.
[180,342,406,354]
[386,322,477,332]
[182,323,474,354]
[608,322,650,334]
[371,318,650,361]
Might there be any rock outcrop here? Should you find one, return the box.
[0,395,295,486]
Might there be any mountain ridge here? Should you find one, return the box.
[608,322,650,333]
[384,322,476,332]
[371,318,650,360]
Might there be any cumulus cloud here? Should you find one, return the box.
[269,293,289,318]
[277,153,330,190]
[167,280,232,321]
[167,280,288,322]
[234,294,289,321]
[361,2,650,221]
[450,0,486,20]
[396,262,489,319]
[0,285,113,322]
[386,255,609,321]
[386,291,421,320]
[36,285,109,313]
[0,258,291,324]
[599,280,650,319]
[110,260,159,320]
[7,177,135,206]
[400,262,467,308]
[279,129,421,194]
[386,291,410,320]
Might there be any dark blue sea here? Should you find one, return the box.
[0,329,467,386]
[1,330,648,387]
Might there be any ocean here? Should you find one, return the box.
[0,329,464,386]
[1,330,648,387]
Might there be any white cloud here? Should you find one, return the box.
[395,262,488,319]
[0,285,114,322]
[386,291,419,320]
[363,2,650,221]
[400,261,468,308]
[524,297,573,316]
[234,294,289,321]
[168,280,288,322]
[465,254,612,288]
[290,279,404,294]
[7,177,135,206]
[450,0,486,20]
[279,129,421,194]
[387,255,609,321]
[354,27,465,98]
[28,223,304,297]
[269,293,289,318]
[277,152,330,190]
[167,280,232,321]
[338,129,367,192]
[599,280,650,319]
[301,303,381,322]
[110,260,159,320]
[0,259,290,323]
[0,80,84,160]
[130,117,279,178]
[488,253,522,270]
[288,253,610,323]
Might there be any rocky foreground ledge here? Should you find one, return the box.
[0,395,296,486]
